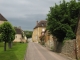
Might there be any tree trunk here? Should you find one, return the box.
[53,39,57,52]
[4,41,6,51]
[8,42,12,49]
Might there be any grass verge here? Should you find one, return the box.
[0,42,27,60]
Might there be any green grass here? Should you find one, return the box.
[0,42,28,60]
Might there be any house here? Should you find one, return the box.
[32,20,55,49]
[32,20,47,43]
[13,27,27,43]
[0,13,7,24]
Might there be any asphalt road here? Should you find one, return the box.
[25,42,72,60]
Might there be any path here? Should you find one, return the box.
[25,42,72,60]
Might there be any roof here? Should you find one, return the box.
[34,20,47,29]
[0,14,7,21]
[14,27,23,35]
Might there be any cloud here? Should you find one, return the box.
[0,0,70,30]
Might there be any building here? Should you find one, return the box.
[32,20,47,43]
[0,13,7,24]
[13,27,27,43]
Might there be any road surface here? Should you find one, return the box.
[25,42,73,60]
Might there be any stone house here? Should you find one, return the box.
[32,20,47,43]
[0,13,7,24]
[13,27,27,43]
[32,20,54,49]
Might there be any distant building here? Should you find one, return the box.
[13,27,27,43]
[32,20,47,43]
[32,20,55,49]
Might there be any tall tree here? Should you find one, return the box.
[0,22,15,51]
[47,0,80,42]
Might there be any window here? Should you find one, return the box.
[42,23,44,26]
[42,29,45,32]
[15,36,17,38]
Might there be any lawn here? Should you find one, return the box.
[0,42,28,60]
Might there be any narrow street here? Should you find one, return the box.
[25,42,72,60]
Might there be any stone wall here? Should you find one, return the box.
[45,39,54,50]
[61,39,76,59]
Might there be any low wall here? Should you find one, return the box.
[61,39,76,59]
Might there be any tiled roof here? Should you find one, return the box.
[34,20,47,29]
[0,14,7,21]
[14,27,23,35]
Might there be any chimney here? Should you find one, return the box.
[18,26,21,29]
[37,21,38,25]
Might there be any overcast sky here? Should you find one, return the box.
[0,0,70,31]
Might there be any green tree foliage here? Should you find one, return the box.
[0,22,16,51]
[24,30,33,39]
[47,0,80,42]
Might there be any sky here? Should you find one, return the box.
[0,0,70,31]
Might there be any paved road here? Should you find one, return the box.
[25,42,72,60]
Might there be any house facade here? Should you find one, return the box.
[32,28,38,42]
[13,27,27,43]
[32,20,47,43]
[32,20,55,49]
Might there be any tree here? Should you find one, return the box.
[46,0,80,52]
[47,0,80,42]
[0,22,15,51]
[24,30,33,39]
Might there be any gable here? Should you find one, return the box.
[0,14,7,21]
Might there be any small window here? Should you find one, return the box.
[15,36,17,38]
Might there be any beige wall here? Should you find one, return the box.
[32,28,38,42]
[0,20,5,25]
[37,27,46,42]
[13,34,22,42]
[32,27,46,43]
